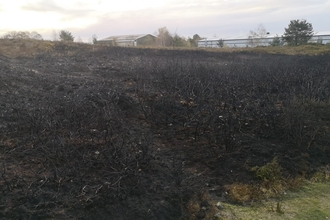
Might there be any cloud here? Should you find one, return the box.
[1,0,329,41]
[21,0,64,12]
[21,0,95,18]
[78,0,329,40]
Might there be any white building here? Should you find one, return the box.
[198,31,330,48]
[98,34,156,47]
[309,31,330,44]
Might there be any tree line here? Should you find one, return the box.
[0,19,321,48]
[245,19,315,47]
[1,30,75,42]
[154,27,202,47]
[2,31,43,40]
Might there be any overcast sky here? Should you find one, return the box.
[0,0,329,42]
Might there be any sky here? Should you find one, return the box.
[0,0,329,42]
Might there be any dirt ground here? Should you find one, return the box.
[1,40,330,219]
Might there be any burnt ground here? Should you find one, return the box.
[0,42,330,219]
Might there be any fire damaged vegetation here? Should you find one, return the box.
[134,53,330,152]
[0,42,330,219]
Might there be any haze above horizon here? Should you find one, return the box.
[0,0,329,42]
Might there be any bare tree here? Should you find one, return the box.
[2,31,43,40]
[52,30,59,41]
[156,27,173,47]
[3,31,29,39]
[76,36,83,43]
[30,31,43,40]
[248,24,267,47]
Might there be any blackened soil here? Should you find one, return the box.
[1,43,330,219]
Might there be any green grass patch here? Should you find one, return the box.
[214,164,330,219]
[217,181,330,220]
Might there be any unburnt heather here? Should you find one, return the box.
[0,42,330,219]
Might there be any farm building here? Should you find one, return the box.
[198,31,330,48]
[198,35,277,48]
[97,34,156,47]
[309,31,330,44]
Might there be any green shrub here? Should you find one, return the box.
[252,157,283,183]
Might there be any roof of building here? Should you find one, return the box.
[198,31,330,42]
[198,35,278,42]
[314,31,330,36]
[99,34,156,42]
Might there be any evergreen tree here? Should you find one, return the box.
[59,30,74,42]
[269,35,283,46]
[283,19,313,46]
[217,39,224,48]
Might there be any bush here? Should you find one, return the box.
[252,157,283,183]
[59,30,74,42]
